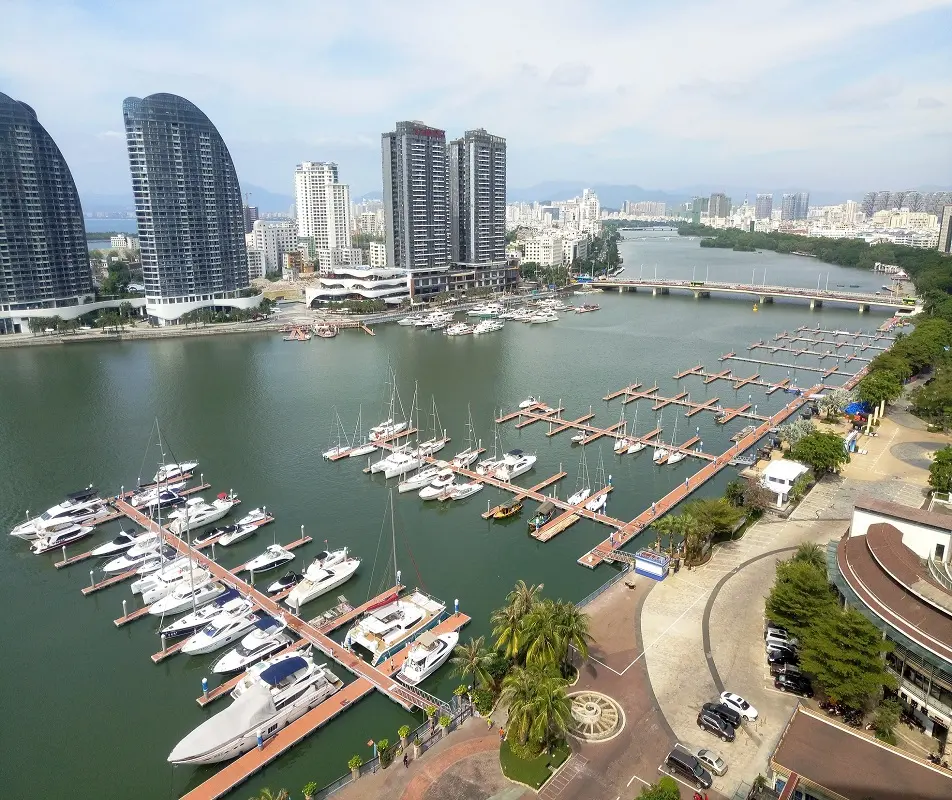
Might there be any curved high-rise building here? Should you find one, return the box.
[122,93,252,323]
[0,92,93,334]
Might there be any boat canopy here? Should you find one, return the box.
[502,499,521,510]
[216,588,241,605]
[67,486,98,501]
[254,615,282,632]
[415,631,438,648]
[259,656,307,687]
[536,500,556,515]
[507,449,524,457]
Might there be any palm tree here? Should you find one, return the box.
[248,790,289,800]
[501,664,571,754]
[491,603,523,660]
[792,542,825,572]
[521,598,561,669]
[650,514,681,552]
[450,636,492,689]
[552,600,592,665]
[507,579,543,619]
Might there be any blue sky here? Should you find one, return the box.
[1,0,951,200]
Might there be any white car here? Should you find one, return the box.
[719,691,758,721]
[692,746,728,776]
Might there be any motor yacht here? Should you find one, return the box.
[151,461,199,485]
[494,450,537,481]
[418,469,456,500]
[445,322,474,336]
[286,553,360,610]
[518,396,540,409]
[398,631,459,686]
[9,486,107,540]
[429,319,450,331]
[129,481,185,509]
[138,564,210,604]
[236,507,268,527]
[398,466,442,493]
[267,570,303,594]
[195,523,238,546]
[149,579,228,616]
[344,591,446,665]
[182,609,261,655]
[528,312,558,324]
[212,615,293,674]
[217,524,261,547]
[168,652,340,765]
[473,319,504,334]
[30,524,95,554]
[450,481,483,500]
[160,591,248,638]
[130,547,181,576]
[381,451,423,480]
[90,529,151,558]
[397,315,422,326]
[241,544,295,573]
[167,494,237,535]
[129,554,189,588]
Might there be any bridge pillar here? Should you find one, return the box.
[810,298,822,310]
[858,303,869,314]
[759,296,773,305]
[693,290,700,300]
[652,286,658,297]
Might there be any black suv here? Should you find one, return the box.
[775,672,814,697]
[767,645,799,668]
[703,701,742,729]
[697,708,736,742]
[665,747,713,790]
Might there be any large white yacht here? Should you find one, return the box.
[160,591,249,639]
[182,609,261,655]
[211,615,293,674]
[136,563,209,604]
[345,591,445,665]
[167,652,340,765]
[286,553,360,610]
[494,450,537,481]
[149,578,227,616]
[151,461,199,485]
[381,451,423,479]
[9,486,108,540]
[167,494,237,535]
[399,631,459,685]
[29,524,95,554]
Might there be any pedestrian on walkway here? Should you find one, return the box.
[403,753,409,768]
[499,727,506,741]
[486,717,493,729]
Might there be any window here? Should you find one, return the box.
[937,543,946,560]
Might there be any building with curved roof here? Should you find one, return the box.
[0,92,94,333]
[829,497,952,757]
[122,93,256,323]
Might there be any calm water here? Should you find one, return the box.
[86,217,138,250]
[0,233,887,798]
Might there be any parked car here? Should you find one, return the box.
[719,691,759,721]
[697,708,736,742]
[666,747,713,789]
[775,673,814,697]
[764,622,788,639]
[691,746,728,777]
[766,643,799,665]
[703,701,742,730]
[769,659,802,677]
[765,630,799,651]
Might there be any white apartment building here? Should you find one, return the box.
[369,241,387,268]
[313,247,363,275]
[294,161,351,258]
[522,235,563,267]
[249,220,296,277]
[562,235,590,265]
[246,248,264,281]
[109,233,139,250]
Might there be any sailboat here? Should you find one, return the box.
[476,417,504,476]
[652,411,669,464]
[321,408,351,459]
[452,405,479,468]
[414,396,447,457]
[348,405,377,458]
[567,445,592,506]
[613,408,630,453]
[666,414,686,465]
[585,448,609,513]
[627,406,647,454]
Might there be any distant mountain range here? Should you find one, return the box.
[81,183,294,215]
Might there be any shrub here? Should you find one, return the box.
[472,687,494,715]
[397,724,411,739]
[438,714,451,728]
[347,754,363,770]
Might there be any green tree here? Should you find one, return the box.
[500,664,571,756]
[743,478,774,511]
[100,259,131,296]
[450,636,492,689]
[491,603,524,660]
[872,699,901,744]
[788,431,850,474]
[685,497,744,536]
[792,542,826,572]
[551,599,592,666]
[248,790,289,800]
[521,598,561,668]
[765,559,838,637]
[724,479,746,507]
[799,607,895,709]
[857,370,903,406]
[637,775,680,800]
[929,446,952,493]
[779,418,815,447]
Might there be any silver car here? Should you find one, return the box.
[692,747,728,776]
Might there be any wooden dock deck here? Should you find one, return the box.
[481,472,567,518]
[779,333,889,352]
[531,485,614,542]
[81,568,138,595]
[749,343,873,363]
[794,326,893,342]
[721,353,860,379]
[602,382,644,401]
[516,407,564,428]
[544,412,593,436]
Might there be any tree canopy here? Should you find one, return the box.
[765,559,839,637]
[929,446,952,493]
[788,431,850,474]
[637,776,680,800]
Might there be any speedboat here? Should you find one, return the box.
[286,553,360,610]
[236,507,268,527]
[399,631,460,685]
[131,546,181,576]
[160,591,248,638]
[518,396,539,409]
[494,450,537,481]
[398,466,442,493]
[151,461,198,485]
[240,544,295,574]
[195,523,238,546]
[267,570,303,594]
[182,609,261,655]
[419,469,456,500]
[167,494,237,535]
[345,591,445,664]
[149,578,227,616]
[30,524,95,554]
[129,555,189,590]
[9,486,107,540]
[168,652,340,765]
[129,480,186,508]
[90,529,150,557]
[450,481,483,500]
[217,524,260,547]
[212,615,293,674]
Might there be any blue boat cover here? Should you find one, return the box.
[254,615,280,631]
[216,588,241,605]
[260,656,307,686]
[844,401,871,415]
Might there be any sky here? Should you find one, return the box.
[1,0,951,202]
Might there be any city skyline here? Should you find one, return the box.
[2,1,951,202]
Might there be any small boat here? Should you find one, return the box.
[286,553,361,610]
[182,609,261,655]
[130,558,194,596]
[103,542,170,573]
[493,499,522,519]
[667,449,686,465]
[494,450,537,482]
[399,631,460,685]
[30,523,95,554]
[215,524,259,547]
[322,408,351,459]
[240,544,295,574]
[652,444,669,465]
[149,579,228,616]
[398,466,442,493]
[575,304,600,313]
[160,591,248,638]
[518,396,539,409]
[613,436,630,453]
[627,440,646,454]
[449,481,483,500]
[90,529,151,557]
[131,546,180,576]
[369,418,408,441]
[348,442,377,458]
[129,480,186,509]
[212,615,293,674]
[152,461,198,485]
[195,524,238,547]
[729,454,756,467]
[141,489,187,517]
[419,469,456,500]
[571,432,587,445]
[236,507,268,527]
[381,451,424,480]
[267,570,303,594]
[567,445,591,506]
[528,500,556,532]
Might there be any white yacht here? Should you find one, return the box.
[152,461,199,485]
[129,554,188,588]
[168,652,340,765]
[345,591,445,665]
[286,553,360,610]
[450,481,483,500]
[149,579,227,616]
[160,591,248,638]
[667,449,686,465]
[473,319,504,334]
[217,524,261,547]
[419,469,456,500]
[567,487,591,506]
[30,524,95,554]
[129,481,185,509]
[571,432,587,444]
[368,446,407,474]
[9,486,107,540]
[182,609,261,655]
[101,540,169,573]
[494,450,537,482]
[445,322,474,336]
[266,570,303,594]
[90,529,151,558]
[652,445,669,465]
[137,563,209,604]
[518,396,540,409]
[240,544,295,574]
[238,507,268,526]
[348,441,377,458]
[195,523,239,546]
[398,465,442,493]
[585,492,608,514]
[398,631,460,686]
[398,315,422,326]
[627,440,646,454]
[369,419,408,441]
[126,546,180,576]
[167,494,237,535]
[212,615,293,674]
[381,451,423,480]
[452,449,479,468]
[528,312,558,324]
